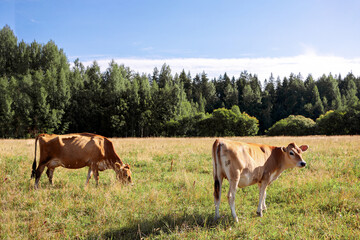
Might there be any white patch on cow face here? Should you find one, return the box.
[297,160,307,168]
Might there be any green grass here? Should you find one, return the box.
[0,136,359,239]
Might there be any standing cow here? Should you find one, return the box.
[31,133,132,188]
[212,138,308,222]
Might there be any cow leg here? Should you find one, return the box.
[34,163,46,189]
[86,167,93,185]
[46,168,55,185]
[214,176,223,221]
[257,183,268,217]
[90,164,99,186]
[262,190,267,211]
[228,176,240,223]
[93,169,99,186]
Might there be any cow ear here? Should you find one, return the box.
[300,145,309,152]
[124,163,130,169]
[115,162,122,169]
[281,146,287,152]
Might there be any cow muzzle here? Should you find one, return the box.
[298,161,306,168]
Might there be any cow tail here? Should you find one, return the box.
[213,139,221,201]
[31,135,39,179]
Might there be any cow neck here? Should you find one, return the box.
[114,154,124,166]
[266,147,282,174]
[276,147,292,171]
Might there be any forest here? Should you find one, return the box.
[1,25,360,138]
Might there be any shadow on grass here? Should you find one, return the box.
[96,212,229,239]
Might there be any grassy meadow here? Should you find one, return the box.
[0,136,359,239]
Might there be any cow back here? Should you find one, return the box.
[38,133,106,169]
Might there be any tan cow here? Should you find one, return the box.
[212,138,308,222]
[31,133,132,189]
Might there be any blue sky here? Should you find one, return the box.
[1,0,360,80]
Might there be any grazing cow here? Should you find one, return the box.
[31,133,132,189]
[212,138,308,222]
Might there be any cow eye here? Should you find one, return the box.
[290,151,294,156]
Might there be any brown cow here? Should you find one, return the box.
[31,133,132,188]
[212,138,308,222]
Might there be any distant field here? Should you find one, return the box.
[1,136,359,239]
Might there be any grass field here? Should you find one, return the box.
[0,136,359,239]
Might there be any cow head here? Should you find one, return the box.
[115,162,132,184]
[281,143,308,168]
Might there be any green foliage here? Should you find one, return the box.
[230,105,241,116]
[0,76,13,137]
[197,108,259,136]
[199,108,238,136]
[0,25,17,76]
[266,115,316,136]
[317,74,342,111]
[343,104,360,134]
[316,110,346,135]
[10,75,33,137]
[266,104,360,136]
[234,112,259,136]
[0,25,360,137]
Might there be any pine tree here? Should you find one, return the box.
[151,67,159,86]
[15,40,31,75]
[179,69,192,101]
[311,85,325,117]
[192,74,201,103]
[317,74,342,111]
[340,73,359,108]
[0,76,14,137]
[285,73,306,116]
[10,75,33,137]
[0,25,17,77]
[102,61,129,136]
[64,59,85,133]
[30,70,52,134]
[28,41,42,71]
[137,73,152,137]
[304,84,324,119]
[344,78,359,107]
[260,76,275,132]
[223,82,238,108]
[240,74,261,118]
[41,40,61,71]
[158,63,172,88]
[73,61,104,134]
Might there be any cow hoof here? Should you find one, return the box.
[234,217,239,223]
[256,211,263,217]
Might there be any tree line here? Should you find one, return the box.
[1,25,360,138]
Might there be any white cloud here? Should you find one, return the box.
[79,54,360,82]
[30,18,39,23]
